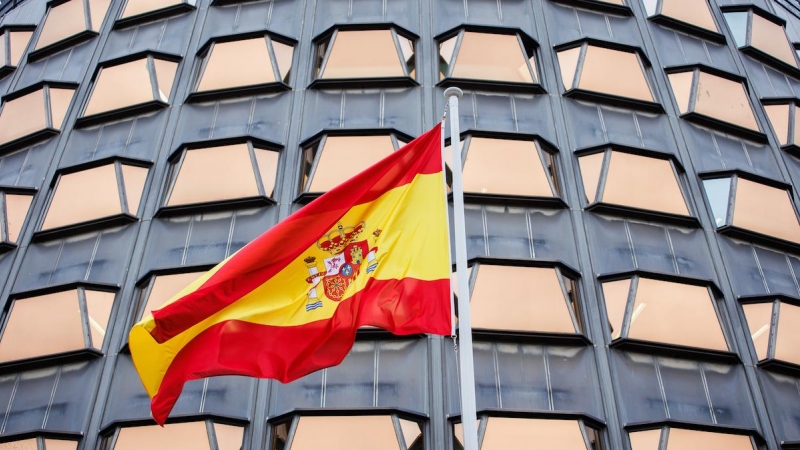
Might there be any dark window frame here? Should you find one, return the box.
[0,80,78,154]
[721,5,800,78]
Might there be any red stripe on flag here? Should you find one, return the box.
[149,277,450,424]
[150,126,442,343]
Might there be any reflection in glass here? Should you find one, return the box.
[724,12,749,47]
[702,178,732,227]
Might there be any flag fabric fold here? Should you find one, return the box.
[129,124,451,425]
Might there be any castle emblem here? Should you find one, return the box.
[304,222,381,312]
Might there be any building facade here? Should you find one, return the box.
[0,0,799,449]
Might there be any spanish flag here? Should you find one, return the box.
[129,125,451,424]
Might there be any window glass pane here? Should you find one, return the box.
[602,152,689,216]
[438,35,457,79]
[141,271,204,320]
[482,418,587,450]
[153,59,177,100]
[49,88,76,129]
[702,178,731,227]
[112,422,212,450]
[628,278,727,351]
[307,136,394,192]
[750,14,796,67]
[665,428,754,450]
[167,144,260,206]
[321,30,405,79]
[121,0,184,19]
[5,194,33,243]
[731,178,800,244]
[629,428,662,450]
[775,302,800,365]
[35,0,87,51]
[43,164,122,230]
[88,0,112,30]
[44,440,78,450]
[398,35,415,77]
[667,72,694,114]
[470,265,577,334]
[290,416,401,450]
[660,0,718,32]
[8,30,34,66]
[121,164,148,215]
[557,47,581,90]
[693,72,758,132]
[578,46,653,102]
[0,33,6,66]
[578,152,605,203]
[0,290,85,362]
[85,58,156,117]
[724,12,749,47]
[0,439,36,450]
[213,423,244,450]
[254,148,279,198]
[197,38,275,92]
[794,106,800,147]
[462,138,553,196]
[399,419,422,449]
[84,290,114,349]
[764,104,790,145]
[451,32,534,83]
[742,302,773,360]
[0,89,48,147]
[601,278,631,340]
[272,40,294,83]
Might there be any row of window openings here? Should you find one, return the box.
[0,417,763,450]
[1,260,797,370]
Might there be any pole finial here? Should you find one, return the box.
[444,87,463,100]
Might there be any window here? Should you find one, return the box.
[550,0,629,15]
[81,54,179,124]
[117,0,196,28]
[453,416,603,450]
[642,0,720,38]
[191,34,294,100]
[667,67,761,138]
[0,438,78,450]
[163,142,279,212]
[135,270,205,322]
[0,26,35,76]
[0,287,114,363]
[601,275,728,352]
[40,161,149,235]
[702,174,800,247]
[300,133,406,198]
[577,149,690,220]
[557,42,655,107]
[763,101,800,151]
[742,300,800,369]
[0,189,35,247]
[312,27,416,86]
[103,420,243,450]
[438,29,539,91]
[462,261,583,335]
[271,414,423,450]
[629,427,756,450]
[724,7,798,72]
[31,0,111,60]
[446,135,559,200]
[0,83,76,151]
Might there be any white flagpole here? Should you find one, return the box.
[444,87,479,450]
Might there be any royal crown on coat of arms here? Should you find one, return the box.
[317,222,365,254]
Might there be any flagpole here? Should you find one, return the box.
[444,87,479,450]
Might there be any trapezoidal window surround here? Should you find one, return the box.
[0,187,36,252]
[0,81,77,153]
[628,425,760,450]
[436,27,542,93]
[641,0,723,42]
[444,133,563,207]
[741,297,800,374]
[762,98,800,157]
[297,130,410,203]
[0,25,36,78]
[102,419,245,450]
[667,65,764,142]
[555,39,660,112]
[576,147,694,226]
[453,259,586,342]
[701,172,800,251]
[35,159,150,241]
[0,284,116,368]
[76,52,180,127]
[310,25,417,89]
[115,0,197,29]
[599,272,733,359]
[270,413,424,450]
[29,0,111,61]
[0,436,79,450]
[159,139,281,216]
[188,32,295,102]
[722,6,800,76]
[452,415,605,450]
